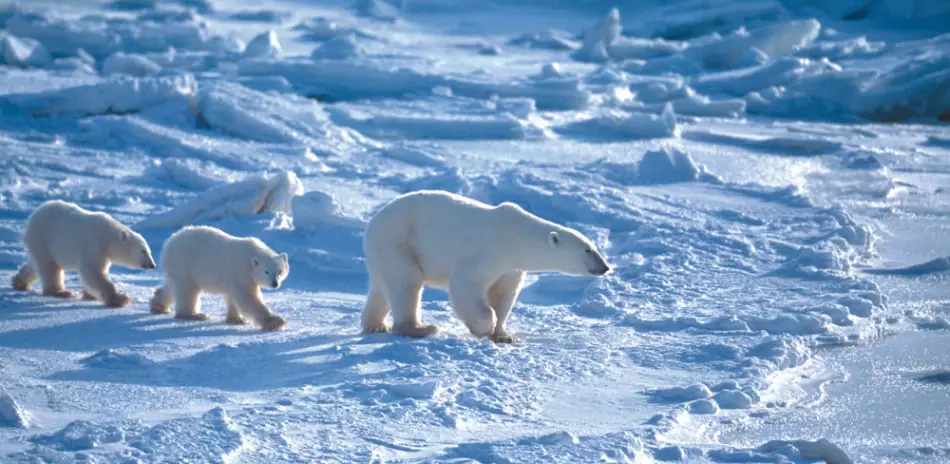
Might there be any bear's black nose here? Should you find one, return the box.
[272,279,279,288]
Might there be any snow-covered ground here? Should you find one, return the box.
[0,0,948,462]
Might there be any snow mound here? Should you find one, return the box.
[757,438,853,464]
[311,34,365,60]
[2,74,197,117]
[0,390,29,428]
[130,407,243,461]
[291,190,366,230]
[137,171,303,229]
[32,420,126,450]
[243,30,282,59]
[651,384,713,402]
[143,159,224,191]
[585,146,714,186]
[81,349,157,369]
[102,52,162,77]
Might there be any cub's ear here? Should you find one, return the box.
[279,253,288,263]
[251,257,260,267]
[548,231,560,248]
[120,230,129,241]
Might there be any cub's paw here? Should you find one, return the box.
[175,312,210,321]
[105,293,132,308]
[44,289,74,299]
[11,276,30,292]
[361,324,391,335]
[260,315,286,332]
[226,314,247,325]
[150,300,171,315]
[491,332,520,344]
[81,290,98,301]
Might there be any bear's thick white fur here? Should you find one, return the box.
[361,190,611,342]
[12,200,156,307]
[149,225,289,331]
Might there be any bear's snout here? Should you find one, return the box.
[590,263,610,276]
[271,279,280,289]
[143,259,156,270]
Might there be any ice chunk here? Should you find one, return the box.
[311,34,364,60]
[0,390,29,428]
[559,103,678,140]
[102,52,162,77]
[137,171,304,229]
[243,30,282,59]
[507,29,578,51]
[0,34,51,68]
[2,74,197,117]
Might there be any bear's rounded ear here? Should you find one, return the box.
[548,231,560,248]
[251,257,260,267]
[279,253,288,263]
[120,230,129,241]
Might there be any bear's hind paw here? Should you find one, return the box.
[361,325,391,335]
[393,324,439,338]
[226,315,247,325]
[175,312,210,321]
[81,290,98,301]
[490,332,520,344]
[105,293,132,308]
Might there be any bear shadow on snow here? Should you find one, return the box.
[44,333,410,392]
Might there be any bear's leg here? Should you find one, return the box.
[486,271,525,344]
[386,279,437,338]
[79,260,128,307]
[225,295,246,325]
[172,282,207,321]
[360,282,391,334]
[150,283,173,315]
[449,274,497,340]
[33,248,72,298]
[12,261,37,292]
[233,289,284,331]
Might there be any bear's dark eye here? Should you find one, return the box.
[585,248,592,254]
[265,270,271,275]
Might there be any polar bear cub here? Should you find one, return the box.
[149,226,289,331]
[361,190,611,343]
[12,200,156,307]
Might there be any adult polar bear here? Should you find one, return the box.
[361,190,611,343]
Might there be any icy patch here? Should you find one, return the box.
[239,59,592,111]
[3,74,197,117]
[0,389,29,428]
[137,171,303,229]
[102,52,162,77]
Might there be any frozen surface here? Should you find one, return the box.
[0,0,948,462]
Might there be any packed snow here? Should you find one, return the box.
[0,0,948,462]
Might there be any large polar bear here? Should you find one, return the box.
[149,226,289,331]
[11,200,156,307]
[361,190,611,343]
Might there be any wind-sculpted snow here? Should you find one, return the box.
[0,0,946,462]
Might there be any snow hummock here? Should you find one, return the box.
[137,171,303,229]
[102,52,162,77]
[0,33,51,68]
[243,30,282,59]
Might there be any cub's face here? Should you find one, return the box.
[114,229,156,270]
[252,252,289,289]
[547,228,611,277]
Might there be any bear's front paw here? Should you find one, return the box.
[105,293,132,308]
[81,290,98,301]
[175,312,210,321]
[226,314,247,325]
[260,315,286,332]
[362,325,392,335]
[44,289,74,299]
[11,276,30,292]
